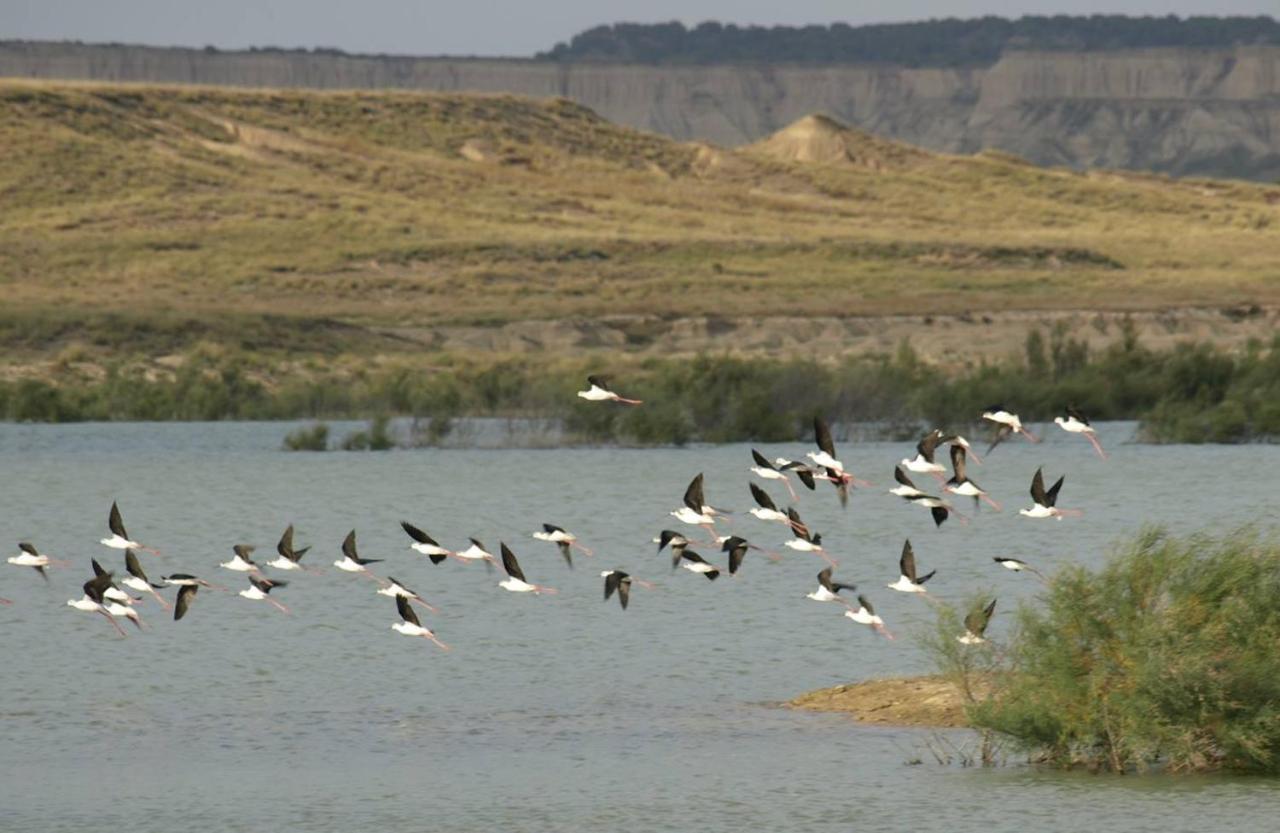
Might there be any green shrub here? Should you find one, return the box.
[941,528,1280,773]
[282,422,329,451]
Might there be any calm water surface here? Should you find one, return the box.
[2,421,1279,832]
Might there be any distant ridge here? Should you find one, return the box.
[540,16,1280,67]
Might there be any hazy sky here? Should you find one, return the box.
[6,1,1277,56]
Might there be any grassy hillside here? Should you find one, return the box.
[2,79,1279,366]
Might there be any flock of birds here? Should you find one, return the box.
[3,374,1107,653]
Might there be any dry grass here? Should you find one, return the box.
[2,79,1279,361]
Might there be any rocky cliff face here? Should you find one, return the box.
[3,41,1279,180]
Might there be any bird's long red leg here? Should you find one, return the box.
[874,624,895,640]
[1086,433,1108,460]
[424,634,451,651]
[98,610,128,637]
[615,397,643,405]
[1055,508,1084,518]
[634,579,657,590]
[148,588,171,610]
[1020,427,1040,443]
[411,597,439,613]
[0,597,11,605]
[817,550,838,568]
[966,447,985,465]
[782,479,798,500]
[534,584,559,595]
[981,494,1003,511]
[572,542,594,557]
[851,476,874,489]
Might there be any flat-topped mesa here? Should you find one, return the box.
[745,113,931,170]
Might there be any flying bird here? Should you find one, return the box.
[1055,406,1107,459]
[400,521,456,565]
[944,445,1001,510]
[532,523,593,568]
[748,482,793,527]
[456,537,498,566]
[656,529,691,571]
[982,406,1039,454]
[121,549,170,609]
[806,567,856,605]
[7,542,63,579]
[377,576,439,613]
[887,539,935,593]
[959,599,998,644]
[750,449,798,499]
[844,595,892,638]
[334,530,384,577]
[602,570,653,610]
[577,375,642,405]
[66,572,129,637]
[266,525,316,572]
[993,556,1046,580]
[1020,468,1079,520]
[239,575,290,613]
[391,595,449,650]
[900,430,947,479]
[889,467,928,499]
[100,501,159,555]
[220,544,261,574]
[498,543,556,594]
[783,507,836,567]
[677,550,720,581]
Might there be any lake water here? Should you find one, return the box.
[2,421,1279,832]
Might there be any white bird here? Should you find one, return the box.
[334,530,384,575]
[677,550,720,581]
[1019,468,1080,520]
[576,374,642,405]
[400,521,456,564]
[67,572,128,637]
[100,501,159,555]
[7,542,63,579]
[103,597,144,630]
[239,575,289,613]
[121,549,170,609]
[806,567,855,605]
[889,466,929,499]
[887,539,935,593]
[944,445,1001,511]
[532,523,592,568]
[220,544,260,573]
[748,482,793,526]
[750,449,798,499]
[901,430,947,477]
[959,599,997,644]
[982,405,1040,453]
[391,595,449,650]
[1055,406,1107,460]
[498,543,556,594]
[265,524,315,572]
[456,537,498,565]
[994,556,1046,580]
[844,595,892,638]
[783,508,836,567]
[377,576,438,612]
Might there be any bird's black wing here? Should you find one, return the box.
[277,524,296,557]
[108,501,128,538]
[125,549,147,581]
[930,506,949,528]
[683,473,706,513]
[749,483,778,512]
[500,543,527,583]
[558,541,573,569]
[543,523,566,535]
[828,469,849,508]
[342,530,359,560]
[586,374,611,391]
[727,543,747,575]
[657,530,684,553]
[1029,467,1047,505]
[814,416,837,459]
[894,467,917,489]
[817,566,834,592]
[396,594,421,627]
[1046,475,1065,507]
[857,595,876,616]
[400,521,437,546]
[750,448,774,469]
[604,571,621,601]
[1065,405,1090,425]
[233,544,255,561]
[917,431,940,462]
[794,467,816,491]
[916,569,936,585]
[949,444,966,481]
[84,572,113,603]
[174,585,197,621]
[986,423,1012,456]
[617,577,631,610]
[91,558,109,578]
[18,542,38,556]
[900,539,917,582]
[787,507,810,541]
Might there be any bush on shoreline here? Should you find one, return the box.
[929,528,1280,773]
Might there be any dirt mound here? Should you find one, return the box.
[787,675,974,727]
[746,113,929,170]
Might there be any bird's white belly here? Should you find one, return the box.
[500,578,535,592]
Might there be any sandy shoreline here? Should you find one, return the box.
[787,676,971,728]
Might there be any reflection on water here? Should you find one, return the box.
[1,421,1279,831]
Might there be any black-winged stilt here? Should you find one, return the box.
[239,575,289,613]
[8,542,64,579]
[982,406,1039,453]
[121,549,170,609]
[220,544,260,574]
[334,530,384,576]
[844,595,892,638]
[945,445,1001,510]
[101,501,160,555]
[391,595,449,650]
[67,572,129,636]
[498,543,556,594]
[532,523,593,568]
[677,550,720,580]
[888,539,935,593]
[1020,468,1079,520]
[806,567,855,605]
[783,507,836,567]
[400,521,456,565]
[993,556,1046,580]
[1055,406,1107,459]
[750,449,799,499]
[266,524,315,572]
[577,375,642,405]
[959,599,997,644]
[377,576,439,612]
